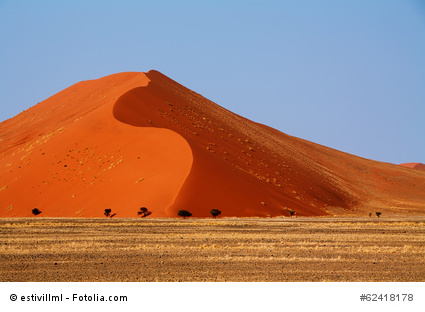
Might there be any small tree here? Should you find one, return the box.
[32,208,42,216]
[376,212,382,218]
[369,212,372,218]
[178,210,192,219]
[284,207,296,217]
[104,208,112,217]
[137,207,151,218]
[288,209,296,218]
[210,209,221,218]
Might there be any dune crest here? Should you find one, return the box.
[1,70,425,217]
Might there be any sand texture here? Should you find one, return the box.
[1,70,425,217]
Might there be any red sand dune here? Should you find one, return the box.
[399,163,425,171]
[1,70,425,218]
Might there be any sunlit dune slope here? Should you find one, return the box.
[1,70,424,217]
[0,72,192,217]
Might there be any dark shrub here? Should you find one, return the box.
[178,210,192,219]
[210,209,221,218]
[137,207,151,218]
[288,209,296,217]
[32,208,42,216]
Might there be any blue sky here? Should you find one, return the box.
[1,0,424,164]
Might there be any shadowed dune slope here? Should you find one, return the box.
[1,70,425,217]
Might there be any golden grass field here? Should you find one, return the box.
[0,217,424,282]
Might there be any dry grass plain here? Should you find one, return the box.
[0,217,424,282]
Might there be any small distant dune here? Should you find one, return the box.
[399,163,425,171]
